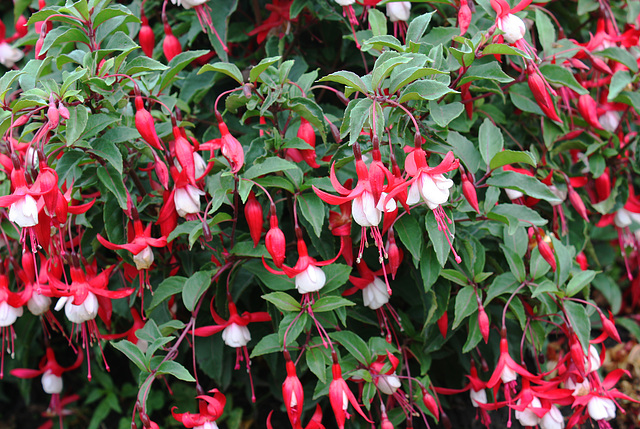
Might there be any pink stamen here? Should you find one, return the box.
[434,206,461,263]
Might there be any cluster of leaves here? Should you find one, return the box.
[0,0,639,428]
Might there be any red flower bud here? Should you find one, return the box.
[422,389,440,421]
[139,14,155,58]
[58,102,70,120]
[153,152,169,190]
[537,235,557,272]
[461,172,480,213]
[576,252,588,271]
[135,97,163,150]
[458,2,472,36]
[265,214,286,267]
[386,230,402,279]
[47,98,59,129]
[437,311,448,339]
[478,303,489,343]
[163,23,182,62]
[527,71,562,123]
[244,192,264,248]
[600,310,621,343]
[594,170,611,202]
[35,34,46,60]
[577,94,603,130]
[297,118,320,168]
[568,187,589,221]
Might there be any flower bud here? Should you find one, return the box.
[461,172,480,213]
[266,214,286,267]
[537,235,556,272]
[244,192,264,247]
[139,14,155,58]
[135,97,162,150]
[478,304,490,343]
[576,252,588,271]
[437,311,448,339]
[599,310,621,343]
[527,71,562,123]
[163,23,182,61]
[297,118,320,168]
[577,94,603,130]
[422,389,439,421]
[458,2,471,35]
[594,171,611,202]
[568,188,589,221]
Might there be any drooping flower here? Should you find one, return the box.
[172,389,226,429]
[329,353,373,429]
[282,351,304,429]
[263,227,342,295]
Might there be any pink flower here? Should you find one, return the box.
[172,389,226,429]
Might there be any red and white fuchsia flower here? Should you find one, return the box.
[172,389,226,429]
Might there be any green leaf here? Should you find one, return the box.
[394,214,423,267]
[591,274,622,314]
[486,170,561,203]
[319,70,368,93]
[66,105,88,145]
[262,292,301,312]
[182,270,214,312]
[539,64,587,95]
[96,164,128,210]
[159,50,209,92]
[41,27,91,56]
[244,259,295,291]
[368,8,387,37]
[243,157,300,179]
[390,67,445,94]
[406,11,434,42]
[490,204,548,228]
[279,313,309,346]
[489,150,537,170]
[615,318,640,341]
[529,247,551,280]
[157,361,196,382]
[329,331,372,365]
[459,61,514,85]
[111,340,148,372]
[478,118,504,166]
[90,138,123,174]
[462,311,483,353]
[564,300,591,354]
[531,278,558,298]
[297,193,325,237]
[509,83,544,116]
[534,8,556,53]
[565,270,596,297]
[94,4,138,28]
[420,246,441,293]
[500,244,526,282]
[484,273,519,305]
[453,286,477,329]
[448,131,482,174]
[398,80,456,103]
[346,98,373,145]
[607,70,632,102]
[482,44,531,59]
[440,269,469,286]
[321,264,352,294]
[306,343,328,383]
[425,208,455,267]
[124,56,168,75]
[550,236,573,287]
[199,62,244,84]
[311,296,355,313]
[429,101,464,127]
[250,333,282,357]
[361,35,404,52]
[372,56,411,90]
[250,56,281,83]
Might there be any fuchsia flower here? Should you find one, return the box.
[192,296,271,401]
[386,149,461,263]
[170,0,228,52]
[172,389,226,429]
[263,227,343,294]
[313,143,396,263]
[329,353,373,429]
[334,0,360,48]
[282,351,304,429]
[97,217,167,271]
[11,347,83,395]
[244,191,264,247]
[248,0,297,44]
[0,271,29,377]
